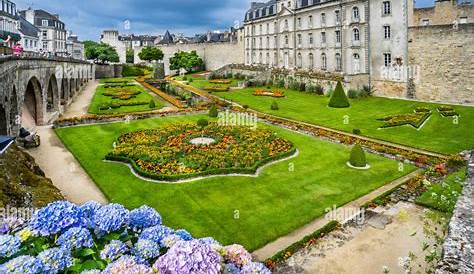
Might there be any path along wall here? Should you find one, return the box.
[134,42,244,76]
[408,23,474,104]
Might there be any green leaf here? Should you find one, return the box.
[78,248,96,257]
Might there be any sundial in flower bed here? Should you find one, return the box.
[105,122,296,182]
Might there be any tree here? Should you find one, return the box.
[169,51,204,72]
[349,144,367,168]
[328,81,350,108]
[84,41,119,64]
[271,101,279,110]
[138,46,164,62]
[209,105,218,118]
[126,48,134,64]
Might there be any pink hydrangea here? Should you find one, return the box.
[224,244,253,267]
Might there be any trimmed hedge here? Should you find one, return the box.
[209,105,218,118]
[349,144,367,168]
[328,81,350,108]
[265,221,339,269]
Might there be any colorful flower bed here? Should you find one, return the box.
[253,89,285,98]
[204,86,231,92]
[209,79,232,84]
[102,88,141,100]
[0,201,271,274]
[377,109,432,129]
[437,106,459,117]
[106,122,296,181]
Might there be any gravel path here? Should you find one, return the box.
[28,80,108,204]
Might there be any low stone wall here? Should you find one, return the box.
[436,151,474,274]
[94,64,123,79]
[372,80,407,98]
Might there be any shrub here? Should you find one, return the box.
[352,129,361,135]
[359,85,373,97]
[197,119,209,128]
[349,144,367,168]
[271,101,279,110]
[348,89,359,99]
[278,79,285,88]
[209,105,218,118]
[189,78,194,83]
[298,82,306,92]
[315,85,325,95]
[149,100,156,109]
[122,65,146,77]
[182,76,188,81]
[328,81,350,108]
[242,105,249,109]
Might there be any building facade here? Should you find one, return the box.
[20,8,67,56]
[66,34,85,60]
[243,0,409,81]
[18,16,39,52]
[100,30,127,63]
[0,0,20,49]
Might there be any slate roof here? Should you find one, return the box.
[18,16,39,38]
[245,0,277,21]
[158,30,174,44]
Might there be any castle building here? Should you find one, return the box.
[243,0,409,81]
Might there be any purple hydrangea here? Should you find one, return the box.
[79,201,102,229]
[0,255,43,274]
[0,217,26,235]
[93,203,129,234]
[103,255,152,274]
[29,201,83,236]
[224,263,242,274]
[175,229,193,241]
[56,227,94,250]
[198,237,221,246]
[37,247,74,274]
[160,234,182,249]
[153,239,222,274]
[241,262,272,274]
[80,269,101,274]
[128,205,162,231]
[133,239,160,262]
[100,240,130,262]
[139,225,173,244]
[0,235,21,258]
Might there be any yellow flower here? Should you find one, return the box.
[18,228,33,242]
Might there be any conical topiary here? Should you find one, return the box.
[328,81,350,108]
[209,105,218,118]
[349,144,367,168]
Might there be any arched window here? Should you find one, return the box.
[273,52,278,66]
[266,53,270,65]
[321,53,327,70]
[284,35,289,45]
[259,52,263,64]
[353,28,360,41]
[353,53,360,74]
[353,7,360,20]
[297,53,302,68]
[383,1,391,15]
[309,53,314,69]
[335,53,342,71]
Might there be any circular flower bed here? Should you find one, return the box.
[106,122,296,181]
[0,201,271,274]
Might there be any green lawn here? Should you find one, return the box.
[55,115,415,251]
[88,80,165,115]
[207,87,474,154]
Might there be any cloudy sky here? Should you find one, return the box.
[13,0,471,41]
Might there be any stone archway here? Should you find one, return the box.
[46,74,59,112]
[9,86,19,135]
[0,105,7,135]
[22,77,43,128]
[61,78,69,105]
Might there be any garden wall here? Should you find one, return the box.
[134,42,244,76]
[95,64,123,79]
[436,151,474,273]
[408,24,474,105]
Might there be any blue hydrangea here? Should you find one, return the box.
[0,255,43,274]
[139,225,173,244]
[29,201,83,236]
[241,262,271,274]
[79,201,102,229]
[100,240,129,262]
[93,203,129,234]
[80,269,101,274]
[37,247,74,274]
[128,205,161,231]
[56,227,94,250]
[198,237,221,246]
[103,255,151,274]
[175,229,193,241]
[224,263,242,274]
[132,239,160,262]
[0,235,21,258]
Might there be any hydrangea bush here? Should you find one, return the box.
[0,201,271,274]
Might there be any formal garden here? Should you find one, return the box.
[88,78,165,115]
[176,74,474,154]
[55,115,415,253]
